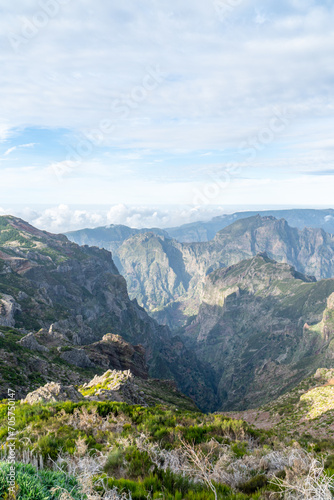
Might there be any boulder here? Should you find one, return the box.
[23,382,83,404]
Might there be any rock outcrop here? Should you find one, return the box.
[21,369,198,411]
[80,369,198,410]
[18,332,49,353]
[0,294,20,328]
[23,382,83,404]
[83,333,148,378]
[81,370,147,405]
[60,349,95,369]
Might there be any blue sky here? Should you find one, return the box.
[0,0,334,230]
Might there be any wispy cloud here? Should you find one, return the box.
[4,147,17,156]
[4,143,36,156]
[305,170,334,176]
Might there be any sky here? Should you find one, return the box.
[0,0,334,232]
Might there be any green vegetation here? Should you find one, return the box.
[0,401,278,499]
[0,462,83,499]
[0,400,333,499]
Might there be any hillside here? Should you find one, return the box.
[2,214,334,414]
[0,216,217,411]
[182,254,334,410]
[66,224,168,259]
[224,368,334,441]
[1,216,334,498]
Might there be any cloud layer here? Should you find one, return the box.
[1,0,334,206]
[0,204,237,233]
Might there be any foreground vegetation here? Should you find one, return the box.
[0,400,333,499]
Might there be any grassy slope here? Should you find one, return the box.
[0,398,333,499]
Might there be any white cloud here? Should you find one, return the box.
[3,142,36,156]
[0,1,333,152]
[4,146,17,156]
[1,1,334,208]
[0,204,233,233]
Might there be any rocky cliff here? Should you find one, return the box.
[182,254,334,410]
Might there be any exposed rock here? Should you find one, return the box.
[18,332,49,353]
[60,348,95,369]
[23,382,83,404]
[314,368,334,381]
[79,369,198,410]
[327,292,334,310]
[0,294,20,327]
[165,208,334,243]
[0,215,216,411]
[82,370,146,405]
[84,334,148,379]
[35,328,71,347]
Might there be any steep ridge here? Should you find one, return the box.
[100,216,334,329]
[0,215,217,411]
[166,208,334,242]
[66,224,168,257]
[182,254,334,410]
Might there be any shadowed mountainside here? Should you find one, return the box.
[181,253,334,410]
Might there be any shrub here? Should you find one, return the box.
[125,448,153,479]
[0,462,83,499]
[104,448,124,476]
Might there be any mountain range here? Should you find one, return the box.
[69,214,334,329]
[1,212,334,413]
[67,208,334,246]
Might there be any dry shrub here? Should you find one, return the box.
[271,454,334,499]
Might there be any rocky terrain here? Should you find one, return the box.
[66,224,167,260]
[87,215,334,329]
[0,215,217,411]
[0,324,148,399]
[23,368,197,410]
[2,214,334,415]
[1,213,334,499]
[182,253,334,410]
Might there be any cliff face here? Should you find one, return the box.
[101,216,334,329]
[0,216,217,411]
[181,254,334,410]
